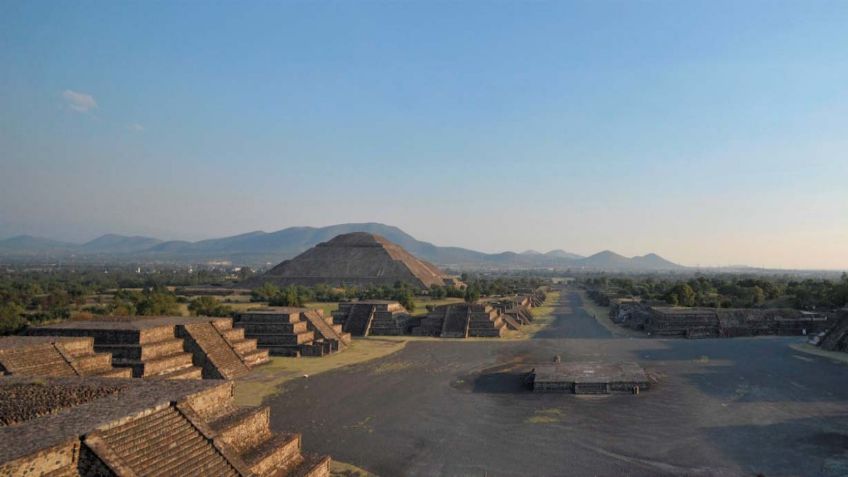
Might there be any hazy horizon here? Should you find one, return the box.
[2,1,847,269]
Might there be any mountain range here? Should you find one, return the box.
[0,223,685,271]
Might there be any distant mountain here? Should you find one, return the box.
[80,234,163,254]
[545,249,584,260]
[0,235,76,253]
[575,250,684,271]
[0,223,685,271]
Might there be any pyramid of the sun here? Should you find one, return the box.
[253,232,449,289]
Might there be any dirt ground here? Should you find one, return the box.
[265,290,848,476]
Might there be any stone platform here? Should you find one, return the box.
[0,336,132,379]
[28,316,269,380]
[0,377,331,477]
[235,308,350,357]
[332,300,412,336]
[529,362,650,394]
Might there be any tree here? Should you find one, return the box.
[0,302,26,335]
[188,296,233,317]
[464,286,480,304]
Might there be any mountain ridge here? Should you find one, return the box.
[0,224,684,271]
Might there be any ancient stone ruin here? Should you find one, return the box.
[413,303,508,338]
[332,300,413,336]
[0,377,331,476]
[818,309,848,352]
[0,336,131,379]
[248,232,450,289]
[28,316,269,379]
[529,362,650,394]
[235,307,350,357]
[608,301,830,338]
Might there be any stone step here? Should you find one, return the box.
[230,337,257,353]
[96,337,185,361]
[73,352,113,373]
[241,432,302,477]
[287,453,332,477]
[148,365,203,380]
[254,332,315,346]
[240,322,309,334]
[238,314,303,324]
[117,351,194,377]
[241,348,271,367]
[91,367,134,378]
[210,406,271,453]
[222,328,246,341]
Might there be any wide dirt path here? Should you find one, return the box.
[265,290,848,476]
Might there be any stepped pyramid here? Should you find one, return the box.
[29,316,269,379]
[235,307,351,357]
[0,336,131,378]
[332,300,413,336]
[0,377,331,476]
[414,303,508,338]
[250,232,449,289]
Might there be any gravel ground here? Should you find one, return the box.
[267,291,848,477]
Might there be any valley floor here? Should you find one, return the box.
[261,290,848,476]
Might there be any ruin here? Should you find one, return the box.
[605,298,831,338]
[28,316,269,379]
[413,303,508,338]
[247,232,450,289]
[235,307,350,357]
[818,309,848,352]
[529,362,650,394]
[0,336,132,378]
[0,376,331,476]
[332,300,413,336]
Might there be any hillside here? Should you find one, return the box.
[0,224,685,271]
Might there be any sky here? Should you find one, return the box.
[0,1,846,270]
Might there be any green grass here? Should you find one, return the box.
[234,338,407,406]
[517,290,560,338]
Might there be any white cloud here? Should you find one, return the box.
[128,123,145,132]
[62,90,97,113]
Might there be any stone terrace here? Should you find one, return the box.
[414,303,508,338]
[0,377,331,477]
[0,336,132,379]
[28,316,269,380]
[235,308,349,357]
[332,300,412,336]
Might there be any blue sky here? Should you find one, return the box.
[1,1,846,269]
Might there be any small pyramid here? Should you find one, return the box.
[253,232,448,289]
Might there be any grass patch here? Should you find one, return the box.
[526,408,564,424]
[516,290,560,338]
[304,301,340,316]
[331,460,376,477]
[234,338,407,406]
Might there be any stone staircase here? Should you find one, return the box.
[333,301,411,337]
[467,305,507,337]
[441,306,470,338]
[86,405,239,476]
[334,303,375,336]
[0,337,132,379]
[213,319,271,368]
[301,309,350,351]
[179,381,331,477]
[178,320,252,379]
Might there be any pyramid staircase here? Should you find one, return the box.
[177,381,331,477]
[77,381,330,477]
[178,318,269,379]
[441,306,470,338]
[333,301,411,336]
[301,309,351,352]
[0,337,132,379]
[414,303,508,338]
